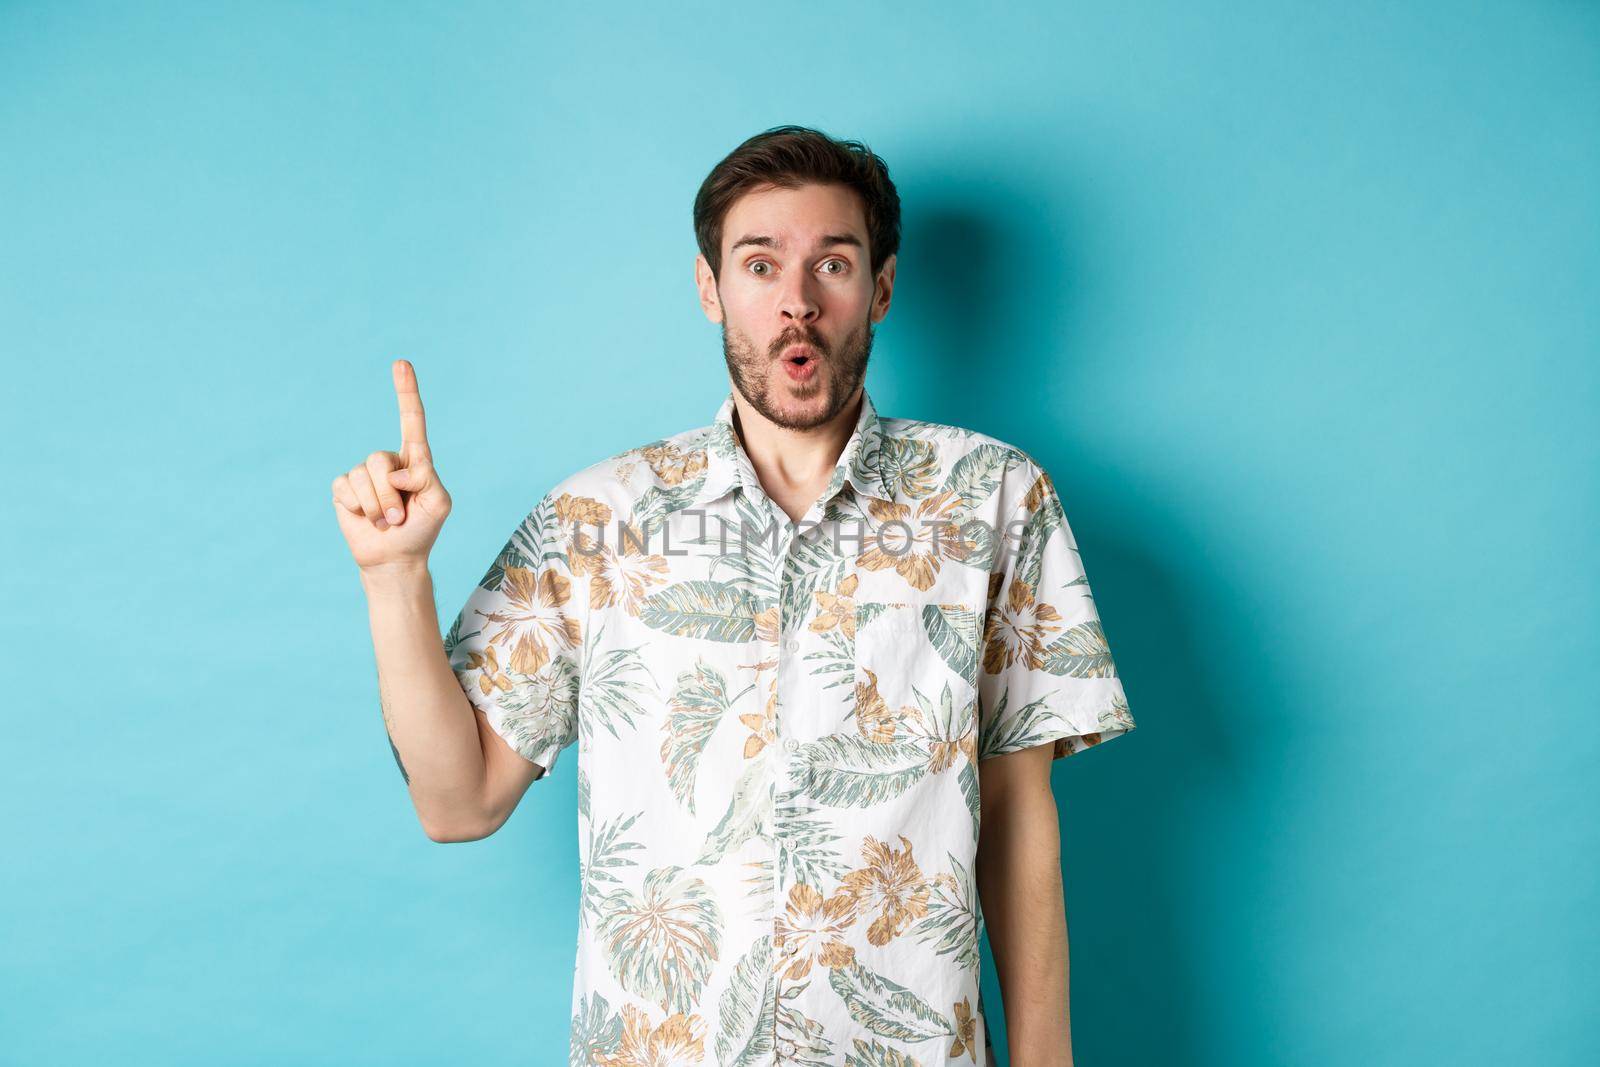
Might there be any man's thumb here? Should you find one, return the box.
[387,466,425,491]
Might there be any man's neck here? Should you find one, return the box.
[730,384,863,522]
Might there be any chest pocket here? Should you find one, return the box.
[852,601,981,747]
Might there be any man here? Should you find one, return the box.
[332,125,1134,1066]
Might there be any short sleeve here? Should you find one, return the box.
[443,492,584,781]
[976,460,1135,762]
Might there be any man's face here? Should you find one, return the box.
[697,182,896,431]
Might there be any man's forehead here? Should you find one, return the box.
[727,230,865,254]
[722,186,867,252]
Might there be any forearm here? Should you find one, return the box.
[360,563,487,839]
[977,781,1073,1066]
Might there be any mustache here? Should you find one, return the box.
[772,330,826,357]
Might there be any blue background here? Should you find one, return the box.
[4,2,1596,1064]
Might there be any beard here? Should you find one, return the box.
[720,312,875,431]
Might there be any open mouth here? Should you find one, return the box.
[781,345,819,379]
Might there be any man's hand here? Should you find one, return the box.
[331,358,453,571]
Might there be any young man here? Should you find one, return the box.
[332,125,1134,1066]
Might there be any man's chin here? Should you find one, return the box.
[762,381,840,429]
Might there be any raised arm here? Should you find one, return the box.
[331,358,539,842]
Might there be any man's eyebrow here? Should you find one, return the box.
[728,233,865,254]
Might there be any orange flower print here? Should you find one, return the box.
[981,574,1063,674]
[556,493,614,575]
[640,442,709,487]
[927,719,977,776]
[753,605,781,646]
[479,566,581,675]
[579,519,670,616]
[1023,466,1056,512]
[772,882,860,980]
[839,835,930,947]
[856,490,977,591]
[462,645,513,697]
[809,572,860,640]
[591,1003,707,1067]
[555,492,613,539]
[949,996,977,1061]
[855,667,916,744]
[738,689,778,759]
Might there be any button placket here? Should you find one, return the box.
[768,528,801,1058]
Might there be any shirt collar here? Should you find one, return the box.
[691,388,894,509]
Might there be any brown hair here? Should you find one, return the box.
[693,124,901,284]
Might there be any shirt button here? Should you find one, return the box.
[783,737,799,753]
[783,940,800,955]
[784,636,800,654]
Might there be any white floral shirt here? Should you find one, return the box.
[444,388,1135,1065]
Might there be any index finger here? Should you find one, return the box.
[392,358,430,457]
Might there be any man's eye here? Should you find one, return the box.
[821,259,848,275]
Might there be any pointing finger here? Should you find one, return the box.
[393,359,430,463]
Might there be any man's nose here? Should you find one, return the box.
[777,273,820,322]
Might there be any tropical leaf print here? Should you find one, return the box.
[920,605,978,683]
[596,865,723,1015]
[712,936,776,1067]
[914,854,981,971]
[569,990,626,1067]
[1014,467,1069,592]
[978,689,1111,761]
[441,611,464,658]
[702,491,785,603]
[806,627,856,696]
[775,991,836,1066]
[958,511,1000,572]
[462,655,578,761]
[773,796,852,890]
[845,1039,926,1067]
[661,659,735,815]
[632,478,711,539]
[802,735,928,808]
[958,760,979,845]
[581,810,647,927]
[828,959,955,1042]
[940,443,1012,514]
[878,435,940,499]
[697,756,773,865]
[1099,693,1135,732]
[639,580,762,642]
[739,856,775,919]
[483,492,564,589]
[580,621,657,741]
[1038,619,1117,678]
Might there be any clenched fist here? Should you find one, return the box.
[331,359,453,571]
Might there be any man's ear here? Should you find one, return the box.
[695,254,724,324]
[871,252,897,323]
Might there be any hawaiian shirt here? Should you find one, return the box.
[443,387,1135,1066]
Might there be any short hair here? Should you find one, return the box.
[693,124,901,284]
